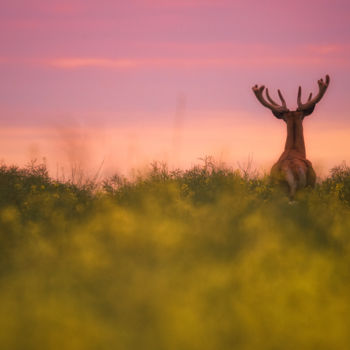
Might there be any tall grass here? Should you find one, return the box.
[1,159,350,349]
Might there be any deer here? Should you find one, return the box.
[252,75,330,200]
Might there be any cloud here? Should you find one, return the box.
[306,44,350,55]
[49,58,140,69]
[47,54,349,70]
[139,0,230,7]
[2,42,349,70]
[40,43,350,70]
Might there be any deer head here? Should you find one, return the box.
[252,75,330,120]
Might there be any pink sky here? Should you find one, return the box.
[0,0,350,177]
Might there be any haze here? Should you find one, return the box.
[1,0,349,177]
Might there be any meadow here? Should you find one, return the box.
[1,158,350,349]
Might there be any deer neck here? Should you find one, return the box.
[284,117,306,157]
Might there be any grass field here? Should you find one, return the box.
[1,159,350,349]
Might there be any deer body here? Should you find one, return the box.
[270,111,316,198]
[252,75,330,199]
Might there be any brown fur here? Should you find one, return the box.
[271,156,316,199]
[252,75,329,199]
[270,112,316,199]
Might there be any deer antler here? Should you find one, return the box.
[252,84,289,119]
[297,75,330,115]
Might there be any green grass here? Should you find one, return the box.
[1,159,350,349]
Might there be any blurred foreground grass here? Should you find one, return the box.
[1,159,350,349]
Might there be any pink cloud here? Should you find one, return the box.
[49,58,140,69]
[139,0,230,7]
[46,53,349,70]
[0,42,344,70]
[306,44,350,55]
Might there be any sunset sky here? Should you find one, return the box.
[1,0,349,177]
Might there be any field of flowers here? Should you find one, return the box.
[1,159,350,349]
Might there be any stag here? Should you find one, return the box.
[252,75,330,199]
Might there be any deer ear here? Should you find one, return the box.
[301,105,315,117]
[272,111,286,119]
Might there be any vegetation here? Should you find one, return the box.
[1,158,350,349]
